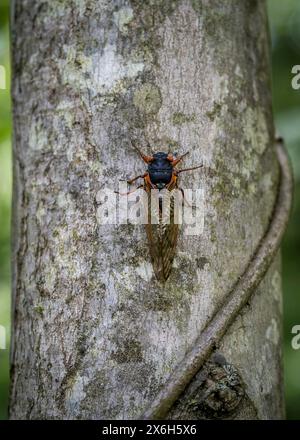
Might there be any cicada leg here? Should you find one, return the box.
[114,184,144,196]
[126,173,147,185]
[177,164,203,173]
[178,187,192,207]
[165,174,178,191]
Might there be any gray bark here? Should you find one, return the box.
[10,0,284,419]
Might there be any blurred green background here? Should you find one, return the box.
[0,0,11,422]
[0,0,299,420]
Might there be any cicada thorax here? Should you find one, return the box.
[144,178,180,282]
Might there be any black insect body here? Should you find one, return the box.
[116,143,203,282]
[147,152,173,190]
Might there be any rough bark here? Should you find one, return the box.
[10,0,284,419]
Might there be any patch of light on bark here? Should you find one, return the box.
[93,44,144,92]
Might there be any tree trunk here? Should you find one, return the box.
[10,0,284,419]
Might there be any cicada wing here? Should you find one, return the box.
[145,188,179,282]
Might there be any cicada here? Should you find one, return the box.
[117,143,203,282]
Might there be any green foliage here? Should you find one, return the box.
[0,0,299,419]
